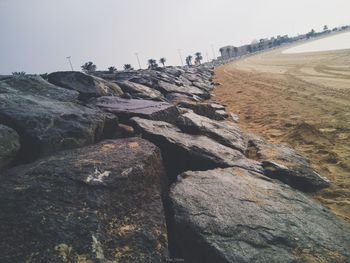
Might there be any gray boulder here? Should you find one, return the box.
[178,101,228,120]
[96,96,180,124]
[0,124,20,170]
[131,117,244,179]
[0,93,106,163]
[115,80,163,100]
[0,75,79,102]
[0,138,168,263]
[169,167,350,263]
[177,111,247,153]
[48,71,123,101]
[247,139,330,191]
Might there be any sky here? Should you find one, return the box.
[0,0,349,74]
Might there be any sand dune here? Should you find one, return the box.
[214,47,350,222]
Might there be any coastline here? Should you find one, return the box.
[214,44,350,222]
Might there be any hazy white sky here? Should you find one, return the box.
[0,0,349,74]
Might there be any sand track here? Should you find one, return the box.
[214,48,350,222]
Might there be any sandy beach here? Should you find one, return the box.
[214,46,350,222]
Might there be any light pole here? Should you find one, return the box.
[206,52,209,63]
[211,45,216,60]
[66,56,74,71]
[178,49,184,66]
[135,53,141,69]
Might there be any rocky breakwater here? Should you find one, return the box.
[0,66,349,263]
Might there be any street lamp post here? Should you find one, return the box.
[178,49,184,66]
[66,56,74,71]
[135,53,141,69]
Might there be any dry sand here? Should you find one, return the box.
[214,47,350,222]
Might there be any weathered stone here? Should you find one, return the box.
[177,111,247,153]
[178,101,228,120]
[0,93,106,163]
[169,167,350,263]
[115,80,163,100]
[0,75,79,102]
[0,138,168,263]
[247,139,330,191]
[165,93,203,104]
[96,96,180,124]
[0,124,20,170]
[131,117,244,179]
[48,71,123,101]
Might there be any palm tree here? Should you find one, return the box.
[123,64,134,70]
[147,59,158,69]
[194,52,203,65]
[185,55,193,66]
[323,25,329,32]
[81,61,96,73]
[159,57,166,67]
[108,66,116,73]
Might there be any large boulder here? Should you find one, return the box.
[96,96,180,124]
[169,167,350,263]
[178,101,228,120]
[131,117,244,179]
[115,80,164,100]
[0,138,168,263]
[48,71,123,101]
[0,75,79,102]
[0,93,106,163]
[0,124,20,170]
[247,139,330,191]
[177,111,247,153]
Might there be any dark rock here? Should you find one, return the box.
[247,139,330,191]
[0,124,20,170]
[0,93,106,163]
[96,96,180,124]
[178,101,228,120]
[116,80,163,100]
[0,75,79,102]
[169,167,350,263]
[115,123,135,138]
[131,117,244,179]
[0,138,168,263]
[165,92,203,104]
[177,111,247,153]
[48,71,123,101]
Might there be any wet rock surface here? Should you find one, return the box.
[0,124,20,170]
[96,96,180,124]
[0,93,106,163]
[48,71,123,101]
[177,110,247,153]
[0,75,79,102]
[131,117,244,179]
[169,167,350,263]
[0,138,168,263]
[178,101,228,120]
[247,139,331,191]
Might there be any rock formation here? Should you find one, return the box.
[0,65,348,262]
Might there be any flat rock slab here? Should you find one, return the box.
[177,111,247,153]
[131,117,244,179]
[0,138,168,263]
[48,71,123,101]
[169,167,350,263]
[178,101,228,120]
[0,75,79,102]
[96,96,180,124]
[0,124,20,170]
[115,80,164,100]
[0,93,106,163]
[247,139,330,191]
